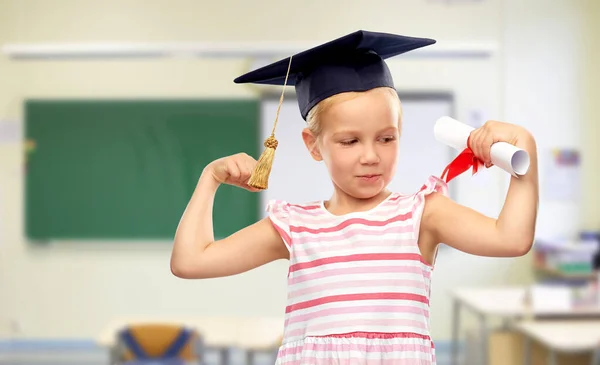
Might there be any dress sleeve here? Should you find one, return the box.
[412,175,449,240]
[266,199,292,251]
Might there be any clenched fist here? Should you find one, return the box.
[468,120,534,168]
[205,153,261,192]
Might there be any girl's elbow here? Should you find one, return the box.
[510,236,535,257]
[497,226,535,257]
[170,259,186,278]
[170,258,202,279]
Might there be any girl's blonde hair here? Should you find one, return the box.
[306,87,402,138]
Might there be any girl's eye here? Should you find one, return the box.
[380,136,396,143]
[340,139,357,146]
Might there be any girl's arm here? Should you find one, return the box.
[421,121,539,257]
[170,153,289,279]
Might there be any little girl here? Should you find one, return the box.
[171,30,539,365]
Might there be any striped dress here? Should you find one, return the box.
[266,175,448,365]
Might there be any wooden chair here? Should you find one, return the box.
[112,323,204,365]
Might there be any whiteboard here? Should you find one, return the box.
[259,93,455,213]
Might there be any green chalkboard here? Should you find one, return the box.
[24,99,261,241]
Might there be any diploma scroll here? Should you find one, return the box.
[434,116,530,177]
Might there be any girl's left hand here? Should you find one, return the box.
[468,120,533,168]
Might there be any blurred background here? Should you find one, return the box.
[0,0,599,364]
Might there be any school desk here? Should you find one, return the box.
[449,287,600,365]
[515,319,600,365]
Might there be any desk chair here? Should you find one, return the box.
[112,323,204,365]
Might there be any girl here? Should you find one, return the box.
[170,30,539,365]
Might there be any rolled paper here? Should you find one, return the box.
[434,116,530,177]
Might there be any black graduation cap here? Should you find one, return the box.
[234,30,436,120]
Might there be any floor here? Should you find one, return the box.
[0,346,457,365]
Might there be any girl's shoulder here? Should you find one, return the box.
[412,175,449,199]
[266,199,322,215]
[388,175,450,204]
[265,199,324,251]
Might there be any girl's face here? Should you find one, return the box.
[304,88,401,200]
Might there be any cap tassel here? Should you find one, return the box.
[248,55,293,190]
[248,135,278,190]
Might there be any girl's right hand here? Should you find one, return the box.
[205,153,262,192]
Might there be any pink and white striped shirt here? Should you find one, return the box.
[266,175,448,365]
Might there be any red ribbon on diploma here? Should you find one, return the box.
[440,136,484,183]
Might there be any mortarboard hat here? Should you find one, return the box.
[235,30,436,190]
[235,30,436,120]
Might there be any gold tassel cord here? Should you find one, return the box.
[247,55,293,190]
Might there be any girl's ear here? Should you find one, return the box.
[302,128,323,161]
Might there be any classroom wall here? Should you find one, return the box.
[0,0,597,342]
[503,0,596,237]
[582,0,600,229]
